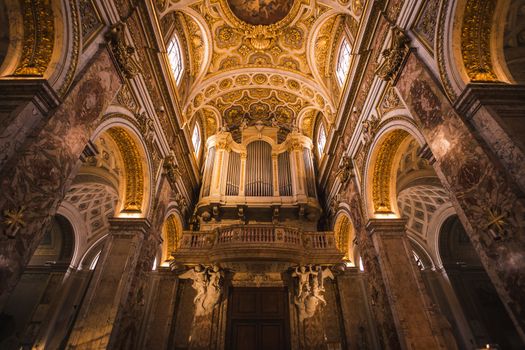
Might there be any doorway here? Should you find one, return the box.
[227,287,291,350]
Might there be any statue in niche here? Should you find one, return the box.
[292,265,334,321]
[179,264,224,316]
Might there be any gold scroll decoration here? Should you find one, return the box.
[108,127,144,212]
[460,0,498,82]
[14,0,55,76]
[372,130,408,213]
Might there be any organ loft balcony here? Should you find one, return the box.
[173,125,342,265]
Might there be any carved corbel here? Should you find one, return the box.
[336,155,354,189]
[163,153,180,189]
[375,26,410,84]
[105,22,141,79]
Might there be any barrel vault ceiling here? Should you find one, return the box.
[154,0,365,140]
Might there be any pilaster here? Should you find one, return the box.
[0,79,60,171]
[455,83,525,192]
[366,218,449,349]
[66,218,150,349]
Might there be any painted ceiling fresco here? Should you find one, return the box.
[226,0,294,25]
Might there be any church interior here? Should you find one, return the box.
[0,0,524,349]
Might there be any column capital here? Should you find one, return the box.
[454,83,525,120]
[108,217,151,237]
[366,218,407,236]
[0,78,60,115]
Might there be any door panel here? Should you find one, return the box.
[227,288,290,350]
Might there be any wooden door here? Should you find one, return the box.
[227,287,291,350]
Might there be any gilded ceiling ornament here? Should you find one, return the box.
[372,130,408,213]
[108,128,144,212]
[14,0,55,76]
[460,0,498,81]
[105,22,141,79]
[376,27,410,83]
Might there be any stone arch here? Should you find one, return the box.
[161,210,184,266]
[362,116,428,218]
[0,0,79,95]
[56,201,90,269]
[438,0,518,102]
[333,211,356,264]
[91,116,154,218]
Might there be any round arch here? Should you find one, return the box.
[333,210,356,265]
[91,114,154,219]
[160,210,184,266]
[362,117,426,219]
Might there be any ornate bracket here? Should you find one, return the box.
[163,153,180,190]
[105,22,141,79]
[375,27,410,84]
[336,155,354,189]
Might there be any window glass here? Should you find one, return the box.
[317,123,327,155]
[192,123,201,155]
[167,36,183,84]
[336,37,351,86]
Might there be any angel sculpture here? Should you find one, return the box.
[292,265,334,321]
[179,265,224,316]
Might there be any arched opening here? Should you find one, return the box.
[161,213,183,266]
[439,215,524,349]
[333,213,356,265]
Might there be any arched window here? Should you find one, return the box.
[167,35,184,84]
[317,122,327,155]
[192,123,201,155]
[336,37,351,86]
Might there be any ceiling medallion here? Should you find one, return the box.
[226,0,295,26]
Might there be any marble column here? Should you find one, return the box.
[395,51,525,340]
[366,218,449,349]
[0,47,122,309]
[65,218,150,349]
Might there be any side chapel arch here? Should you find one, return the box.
[90,116,154,218]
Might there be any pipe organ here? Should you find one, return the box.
[196,126,321,230]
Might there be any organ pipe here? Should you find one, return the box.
[201,146,215,197]
[278,151,292,196]
[226,151,240,195]
[245,141,273,196]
